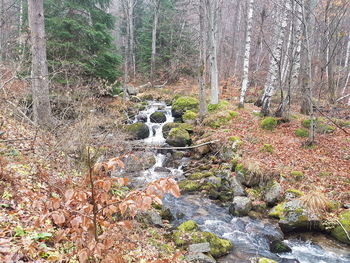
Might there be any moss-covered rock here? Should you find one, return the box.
[166,128,191,147]
[331,210,350,244]
[260,117,278,131]
[183,110,198,123]
[162,122,193,139]
[188,172,213,180]
[290,171,304,181]
[269,240,292,253]
[173,221,232,258]
[284,189,304,200]
[178,180,202,192]
[207,101,230,112]
[295,128,309,138]
[250,258,278,263]
[172,96,199,117]
[203,110,239,128]
[125,122,150,139]
[150,111,167,123]
[264,180,281,205]
[235,162,262,187]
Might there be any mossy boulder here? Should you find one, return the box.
[166,128,191,147]
[162,122,193,139]
[331,210,350,244]
[150,111,167,123]
[250,258,278,263]
[203,110,238,128]
[173,221,232,258]
[178,180,202,192]
[295,128,309,138]
[229,196,252,216]
[284,189,304,200]
[207,101,230,112]
[172,96,199,117]
[268,200,319,232]
[264,180,281,205]
[260,117,278,131]
[188,172,213,180]
[183,110,198,124]
[235,163,261,187]
[125,122,150,139]
[269,240,292,253]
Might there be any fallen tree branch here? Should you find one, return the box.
[136,82,152,89]
[0,138,34,143]
[312,103,349,135]
[336,93,350,102]
[132,139,220,150]
[154,80,168,88]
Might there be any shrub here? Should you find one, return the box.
[260,117,278,130]
[295,128,309,138]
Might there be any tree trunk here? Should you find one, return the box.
[198,0,207,119]
[239,0,254,108]
[28,0,51,127]
[151,0,160,82]
[260,0,289,116]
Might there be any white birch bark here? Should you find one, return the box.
[28,0,51,126]
[199,0,207,118]
[151,0,160,82]
[239,0,254,108]
[260,0,289,116]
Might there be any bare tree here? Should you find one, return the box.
[239,0,255,108]
[198,0,207,119]
[151,0,161,82]
[28,0,51,126]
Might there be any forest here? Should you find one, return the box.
[0,0,350,262]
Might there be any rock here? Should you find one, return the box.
[166,128,191,147]
[330,209,350,244]
[127,85,138,95]
[150,111,167,123]
[162,122,193,139]
[183,110,198,125]
[229,196,252,216]
[172,96,199,117]
[193,138,211,157]
[284,189,304,200]
[264,181,281,206]
[145,211,164,228]
[136,114,148,123]
[179,180,202,192]
[189,243,211,253]
[122,151,156,172]
[203,111,239,128]
[235,163,262,187]
[154,167,171,173]
[229,176,246,197]
[125,122,150,140]
[172,151,184,160]
[186,253,216,263]
[188,172,213,180]
[173,221,232,258]
[159,208,173,221]
[268,200,320,232]
[269,240,292,253]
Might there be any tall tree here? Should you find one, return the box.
[198,0,207,119]
[239,0,254,108]
[28,0,51,126]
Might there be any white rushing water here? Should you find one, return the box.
[134,101,350,263]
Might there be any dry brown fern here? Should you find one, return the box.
[299,191,331,215]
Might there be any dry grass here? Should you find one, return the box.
[299,191,332,215]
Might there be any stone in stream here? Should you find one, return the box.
[269,240,292,253]
[264,180,282,206]
[121,151,156,172]
[136,114,148,123]
[229,196,252,217]
[186,252,216,263]
[229,176,246,197]
[152,125,160,136]
[166,128,191,147]
[125,122,150,139]
[126,85,138,95]
[150,111,167,123]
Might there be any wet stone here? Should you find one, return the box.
[186,253,216,263]
[189,242,211,253]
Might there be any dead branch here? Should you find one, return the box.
[132,139,220,150]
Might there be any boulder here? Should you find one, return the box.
[162,122,193,139]
[268,200,320,232]
[127,86,138,95]
[123,151,156,172]
[189,243,211,253]
[126,122,150,140]
[269,240,292,253]
[136,114,148,123]
[173,220,232,258]
[172,96,199,117]
[183,110,198,125]
[150,111,167,123]
[154,167,171,173]
[166,128,191,147]
[264,181,282,206]
[229,176,246,197]
[229,196,252,216]
[330,209,350,244]
[250,258,278,263]
[144,211,164,228]
[186,253,216,263]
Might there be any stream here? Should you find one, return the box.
[131,101,350,263]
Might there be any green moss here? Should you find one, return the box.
[295,128,309,138]
[285,189,304,198]
[177,220,199,231]
[207,101,230,112]
[260,117,278,130]
[229,136,242,143]
[331,210,350,244]
[162,123,193,138]
[183,110,198,121]
[168,128,190,141]
[302,118,335,134]
[188,172,212,180]
[290,171,304,181]
[268,202,286,219]
[125,122,149,139]
[260,144,274,153]
[172,96,199,112]
[203,110,239,128]
[318,171,333,177]
[178,180,201,192]
[202,232,232,258]
[251,258,278,263]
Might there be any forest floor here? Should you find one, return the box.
[0,79,350,262]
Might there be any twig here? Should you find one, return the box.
[336,93,350,102]
[336,219,350,242]
[0,138,34,143]
[131,139,220,150]
[87,147,98,241]
[3,99,37,127]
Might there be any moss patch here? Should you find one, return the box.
[331,210,350,244]
[172,96,199,113]
[290,171,304,181]
[178,180,202,192]
[183,110,198,121]
[295,128,309,138]
[208,101,230,112]
[260,144,274,153]
[204,110,239,128]
[177,220,199,231]
[260,117,278,130]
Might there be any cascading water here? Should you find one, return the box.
[133,101,350,263]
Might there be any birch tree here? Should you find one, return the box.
[198,0,207,118]
[28,0,51,126]
[239,0,254,108]
[151,0,161,82]
[259,0,289,116]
